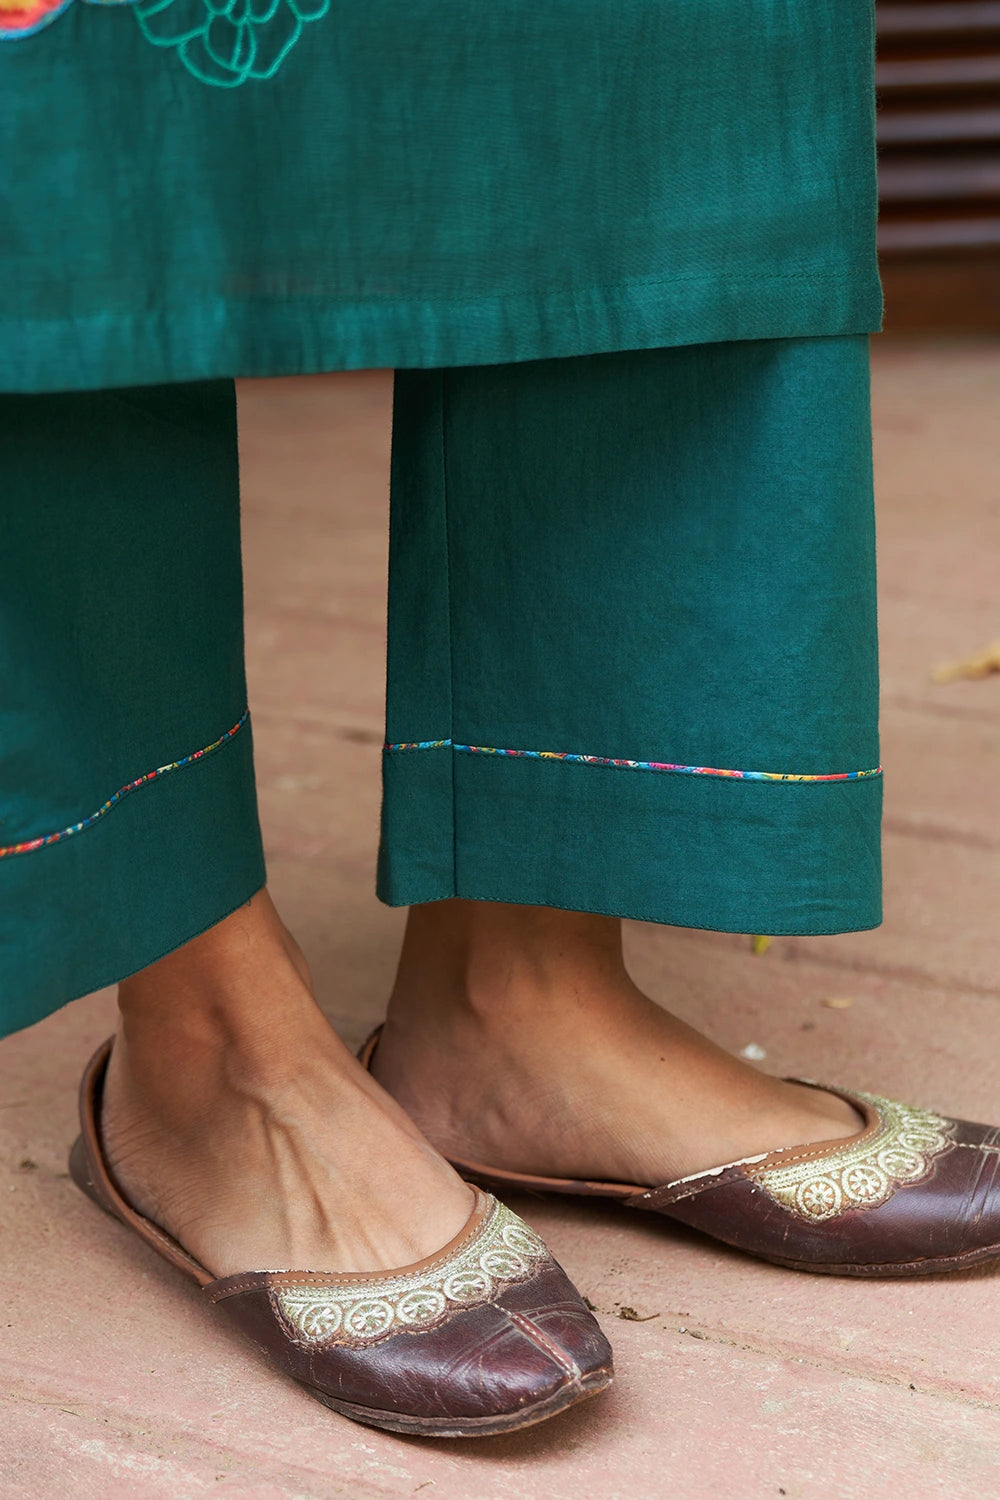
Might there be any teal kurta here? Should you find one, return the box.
[0,4,885,1036]
[1,2,880,391]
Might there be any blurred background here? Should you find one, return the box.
[877,0,1000,330]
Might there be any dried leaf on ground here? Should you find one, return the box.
[617,1306,659,1322]
[931,641,1000,684]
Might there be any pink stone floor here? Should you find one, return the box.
[3,340,999,1498]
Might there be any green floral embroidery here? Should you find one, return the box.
[133,0,329,85]
[0,0,327,85]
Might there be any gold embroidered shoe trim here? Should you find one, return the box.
[272,1197,550,1349]
[747,1093,955,1223]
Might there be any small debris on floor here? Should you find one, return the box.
[752,935,772,955]
[740,1043,767,1061]
[931,640,1000,683]
[338,725,383,744]
[582,1296,597,1311]
[821,997,854,1010]
[617,1306,659,1322]
[16,1159,37,1172]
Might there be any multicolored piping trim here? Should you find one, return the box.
[0,710,249,861]
[383,739,881,784]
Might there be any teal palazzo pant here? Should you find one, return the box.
[0,2,883,1036]
[0,334,880,1037]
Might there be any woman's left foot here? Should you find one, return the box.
[370,901,1000,1277]
[372,901,862,1189]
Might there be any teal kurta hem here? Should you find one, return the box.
[1,1,880,391]
[0,269,880,396]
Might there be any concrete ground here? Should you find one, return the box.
[2,340,999,1499]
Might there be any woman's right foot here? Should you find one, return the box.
[101,890,476,1279]
[78,890,614,1437]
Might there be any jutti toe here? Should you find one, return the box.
[70,1041,614,1436]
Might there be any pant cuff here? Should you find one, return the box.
[0,721,266,1035]
[377,747,882,936]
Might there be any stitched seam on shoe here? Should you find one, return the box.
[383,739,882,784]
[648,1138,879,1202]
[0,709,250,860]
[642,1119,883,1205]
[507,1311,579,1380]
[636,1166,752,1207]
[207,1274,271,1302]
[747,1140,875,1175]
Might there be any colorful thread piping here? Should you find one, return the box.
[0,710,249,860]
[383,739,881,784]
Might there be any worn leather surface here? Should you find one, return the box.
[634,1117,1000,1273]
[70,1038,613,1427]
[213,1263,610,1419]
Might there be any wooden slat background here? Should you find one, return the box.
[877,0,1000,330]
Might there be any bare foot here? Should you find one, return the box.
[372,901,862,1187]
[101,891,473,1279]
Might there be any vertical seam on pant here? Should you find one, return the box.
[438,368,459,895]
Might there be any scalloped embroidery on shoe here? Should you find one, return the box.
[271,1198,550,1349]
[746,1094,955,1223]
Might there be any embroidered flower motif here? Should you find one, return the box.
[274,1198,550,1349]
[298,1301,341,1340]
[841,1163,889,1203]
[751,1094,954,1224]
[396,1289,447,1327]
[442,1267,492,1301]
[0,0,327,86]
[794,1177,841,1219]
[877,1146,926,1180]
[133,0,329,87]
[343,1299,394,1339]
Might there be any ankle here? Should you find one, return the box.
[121,887,317,1029]
[388,900,628,1029]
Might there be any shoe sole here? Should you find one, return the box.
[760,1243,1000,1277]
[304,1365,614,1436]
